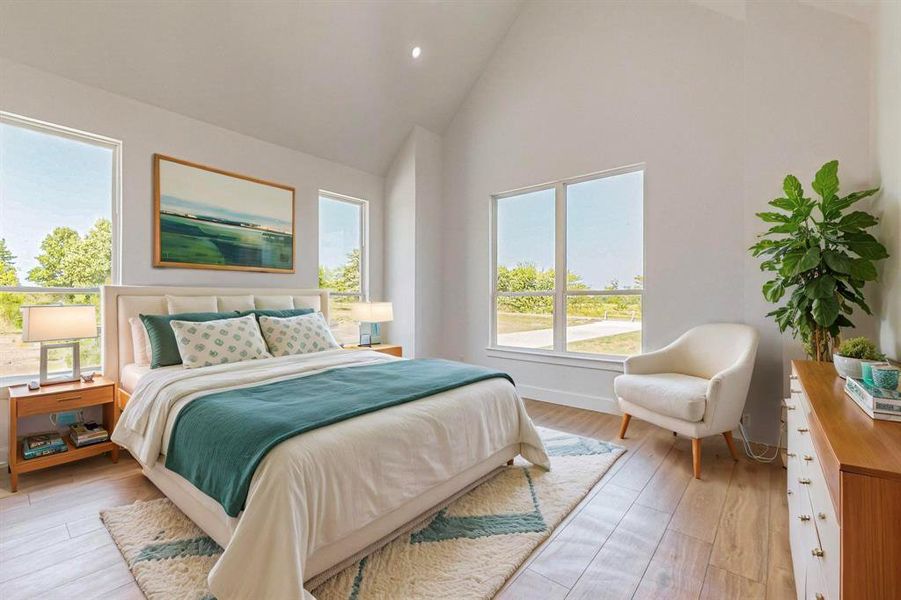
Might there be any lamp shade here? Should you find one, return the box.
[21,304,97,342]
[350,301,393,323]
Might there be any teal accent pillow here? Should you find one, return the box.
[140,311,238,368]
[236,308,315,320]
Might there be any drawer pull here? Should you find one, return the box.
[817,512,827,520]
[785,404,796,410]
[799,514,811,522]
[790,374,798,380]
[803,455,814,461]
[811,547,825,557]
[814,594,824,600]
[787,452,796,458]
[797,427,808,433]
[56,395,82,402]
[786,490,793,496]
[798,478,812,485]
[790,388,801,394]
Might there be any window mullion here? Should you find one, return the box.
[553,182,567,353]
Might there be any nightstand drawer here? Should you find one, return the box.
[17,385,114,417]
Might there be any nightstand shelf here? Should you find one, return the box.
[7,376,119,492]
[15,437,118,474]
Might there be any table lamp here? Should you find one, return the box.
[21,304,97,386]
[349,301,393,346]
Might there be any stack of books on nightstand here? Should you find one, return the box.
[22,432,68,460]
[844,377,901,422]
[69,422,109,447]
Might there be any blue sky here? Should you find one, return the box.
[0,123,113,283]
[497,170,643,289]
[319,196,360,269]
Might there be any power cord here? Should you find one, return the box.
[737,420,783,463]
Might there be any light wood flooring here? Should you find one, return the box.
[0,399,793,599]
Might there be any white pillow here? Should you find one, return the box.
[167,294,217,313]
[129,316,152,366]
[258,313,339,357]
[253,295,294,310]
[170,314,271,369]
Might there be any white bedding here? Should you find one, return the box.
[112,350,549,599]
[120,363,183,393]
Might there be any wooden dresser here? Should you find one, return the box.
[787,361,901,600]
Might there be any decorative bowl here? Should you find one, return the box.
[833,354,882,380]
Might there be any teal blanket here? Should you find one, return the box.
[164,359,514,517]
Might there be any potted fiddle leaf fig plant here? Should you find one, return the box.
[750,160,889,362]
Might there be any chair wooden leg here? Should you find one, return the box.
[618,413,632,439]
[723,431,739,461]
[691,438,702,479]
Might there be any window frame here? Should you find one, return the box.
[318,189,369,302]
[489,163,644,364]
[0,111,122,383]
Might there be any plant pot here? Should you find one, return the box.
[832,354,881,380]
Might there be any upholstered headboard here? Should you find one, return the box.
[101,285,330,384]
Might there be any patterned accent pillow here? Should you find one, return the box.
[170,314,271,369]
[258,312,339,357]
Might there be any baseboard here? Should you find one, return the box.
[518,384,619,415]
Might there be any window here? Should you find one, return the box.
[0,112,120,382]
[491,165,643,359]
[318,191,367,344]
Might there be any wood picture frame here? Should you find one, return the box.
[153,154,295,273]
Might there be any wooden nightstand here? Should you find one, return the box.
[343,344,403,357]
[7,376,119,492]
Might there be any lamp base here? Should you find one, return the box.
[39,341,81,386]
[358,322,382,346]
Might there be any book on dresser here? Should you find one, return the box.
[22,431,68,460]
[844,377,901,421]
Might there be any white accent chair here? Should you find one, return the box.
[614,323,759,479]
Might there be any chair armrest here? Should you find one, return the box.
[623,347,676,375]
[704,360,755,429]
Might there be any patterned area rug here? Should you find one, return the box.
[101,428,623,600]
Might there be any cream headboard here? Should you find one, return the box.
[101,285,330,384]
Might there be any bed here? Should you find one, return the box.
[102,285,549,599]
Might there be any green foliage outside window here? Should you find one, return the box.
[319,248,361,299]
[1,219,110,375]
[496,262,641,320]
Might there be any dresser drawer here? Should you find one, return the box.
[789,476,823,600]
[805,558,830,600]
[16,385,114,417]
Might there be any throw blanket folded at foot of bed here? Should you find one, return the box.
[165,358,517,516]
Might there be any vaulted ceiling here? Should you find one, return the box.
[0,0,523,175]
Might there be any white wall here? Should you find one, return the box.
[874,1,901,360]
[412,127,444,358]
[384,131,417,352]
[0,58,385,464]
[383,125,444,358]
[441,0,873,443]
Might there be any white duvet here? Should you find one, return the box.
[112,349,549,599]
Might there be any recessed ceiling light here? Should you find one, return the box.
[411,46,422,59]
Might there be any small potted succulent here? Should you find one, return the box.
[833,337,886,379]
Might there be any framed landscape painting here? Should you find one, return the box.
[153,154,295,273]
